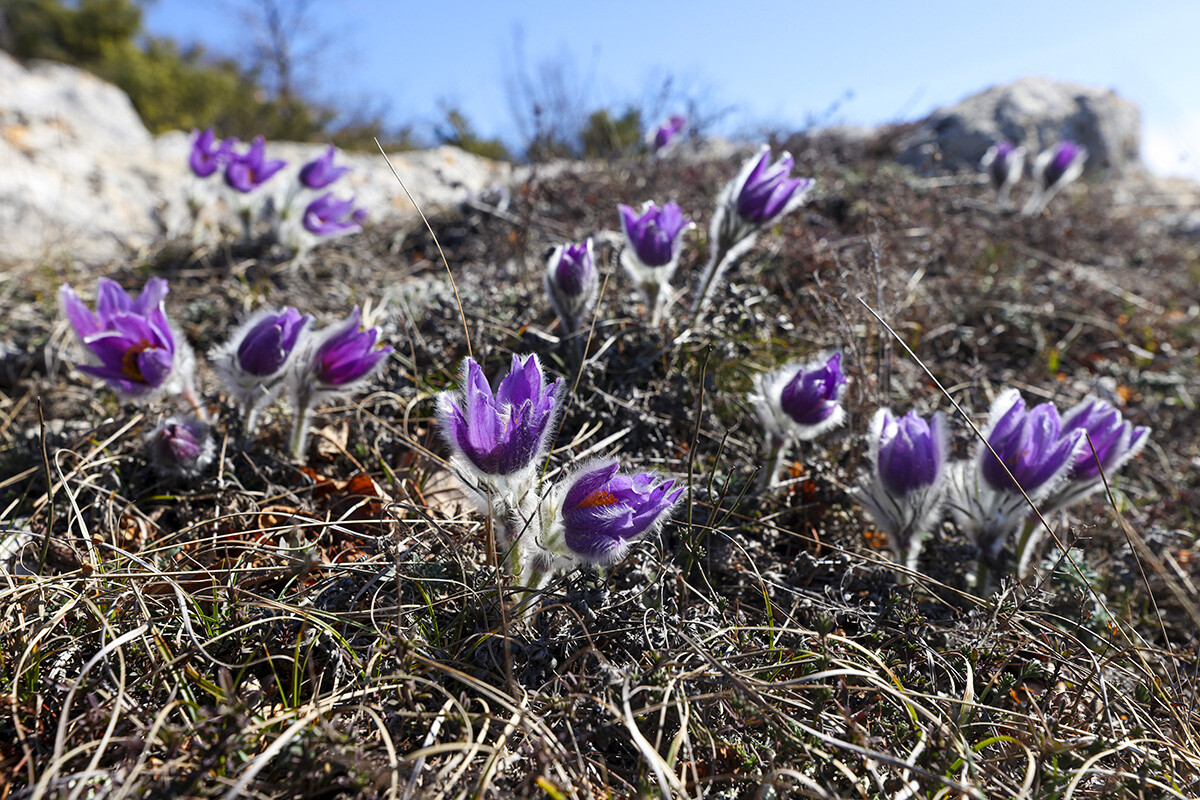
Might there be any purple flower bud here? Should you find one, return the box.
[780,353,847,429]
[148,415,214,478]
[299,145,351,190]
[875,409,946,495]
[438,354,563,478]
[1061,396,1149,482]
[235,307,308,376]
[978,390,1082,496]
[559,460,683,564]
[1042,140,1085,189]
[309,307,391,388]
[857,408,949,573]
[303,193,363,237]
[981,140,1025,197]
[225,136,287,193]
[751,353,848,444]
[735,147,814,225]
[619,201,692,268]
[58,277,184,399]
[545,239,598,329]
[650,114,687,152]
[189,128,235,178]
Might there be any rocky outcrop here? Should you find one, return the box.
[896,76,1142,174]
[0,50,511,268]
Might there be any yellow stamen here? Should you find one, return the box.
[578,489,619,509]
[121,340,153,381]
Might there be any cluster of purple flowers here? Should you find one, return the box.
[59,277,391,476]
[847,388,1147,582]
[980,138,1088,214]
[437,354,682,589]
[186,129,367,255]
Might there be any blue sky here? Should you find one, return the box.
[143,0,1200,179]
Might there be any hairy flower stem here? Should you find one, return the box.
[759,435,791,492]
[690,242,732,326]
[182,385,208,423]
[289,391,314,462]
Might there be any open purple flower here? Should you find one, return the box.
[439,354,563,479]
[856,408,949,574]
[558,460,683,564]
[299,145,351,190]
[1023,140,1088,215]
[649,114,687,153]
[148,414,214,479]
[980,141,1025,204]
[189,128,235,178]
[1042,396,1149,511]
[303,193,363,237]
[59,277,190,399]
[545,239,598,335]
[619,201,692,268]
[225,136,288,193]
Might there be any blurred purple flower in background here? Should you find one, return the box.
[299,145,351,190]
[980,141,1025,205]
[303,193,364,237]
[148,415,214,479]
[225,136,287,193]
[189,128,235,178]
[439,354,563,479]
[856,408,949,575]
[59,277,190,400]
[558,460,683,564]
[1023,139,1088,215]
[649,114,687,153]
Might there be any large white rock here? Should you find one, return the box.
[0,50,511,268]
[896,76,1142,175]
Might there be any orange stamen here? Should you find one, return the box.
[121,340,153,381]
[578,489,620,509]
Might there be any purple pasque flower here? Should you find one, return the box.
[1042,395,1149,512]
[307,306,392,389]
[545,239,598,330]
[189,128,235,178]
[148,414,214,478]
[619,201,692,269]
[302,193,364,237]
[753,353,847,442]
[649,114,687,152]
[299,145,351,190]
[211,307,310,431]
[977,390,1082,497]
[980,141,1025,202]
[947,389,1085,561]
[439,354,563,479]
[236,307,308,377]
[857,408,949,574]
[734,146,814,225]
[225,135,288,193]
[1023,140,1087,215]
[557,460,683,564]
[59,277,188,399]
